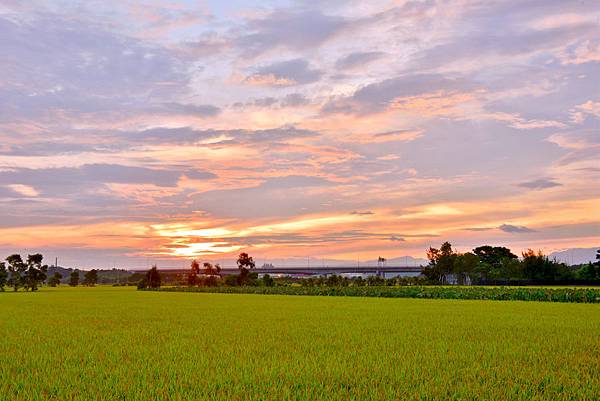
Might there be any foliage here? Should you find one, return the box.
[223,274,238,286]
[423,242,583,285]
[5,254,48,291]
[2,286,599,400]
[69,271,80,287]
[6,254,26,291]
[138,266,162,289]
[0,262,7,291]
[423,241,456,283]
[576,249,600,281]
[82,269,98,286]
[521,249,572,282]
[147,285,600,303]
[236,252,255,285]
[48,272,63,287]
[202,262,221,276]
[188,260,200,286]
[262,274,275,287]
[146,265,162,288]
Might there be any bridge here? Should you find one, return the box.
[154,265,424,278]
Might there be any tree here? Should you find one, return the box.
[203,262,221,276]
[69,271,80,287]
[576,251,600,282]
[83,269,98,286]
[262,274,275,287]
[577,262,600,281]
[48,272,63,287]
[6,254,26,291]
[23,254,48,291]
[473,246,517,267]
[236,252,255,285]
[146,265,161,288]
[423,242,456,284]
[453,252,479,285]
[223,274,238,286]
[0,262,7,291]
[188,260,200,286]
[521,249,571,282]
[472,246,518,281]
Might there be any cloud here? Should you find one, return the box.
[159,103,221,117]
[335,51,385,70]
[517,178,562,190]
[236,10,348,55]
[323,73,475,114]
[0,164,193,197]
[350,211,374,215]
[244,59,322,87]
[559,39,600,65]
[499,224,536,233]
[0,14,189,125]
[389,235,405,242]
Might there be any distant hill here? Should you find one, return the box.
[548,248,599,265]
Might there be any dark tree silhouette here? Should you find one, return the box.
[0,262,7,291]
[146,265,162,288]
[188,260,200,286]
[423,242,456,284]
[236,252,255,285]
[203,262,221,276]
[83,269,98,286]
[48,272,63,287]
[6,254,26,291]
[69,271,80,287]
[22,254,48,291]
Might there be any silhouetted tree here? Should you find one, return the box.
[423,242,456,284]
[577,262,600,281]
[22,254,48,291]
[146,265,162,288]
[83,269,98,286]
[472,246,519,281]
[236,252,255,284]
[69,271,80,287]
[6,254,26,291]
[521,249,572,282]
[262,274,275,287]
[473,246,517,267]
[219,274,233,286]
[203,262,221,276]
[453,252,479,284]
[48,272,62,287]
[0,262,7,291]
[188,260,200,286]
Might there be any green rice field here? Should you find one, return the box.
[1,286,599,400]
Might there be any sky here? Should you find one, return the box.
[0,0,599,268]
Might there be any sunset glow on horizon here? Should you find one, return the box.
[0,1,598,268]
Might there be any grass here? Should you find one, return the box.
[0,286,599,400]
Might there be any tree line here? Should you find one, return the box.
[138,252,277,289]
[0,254,99,291]
[423,243,600,285]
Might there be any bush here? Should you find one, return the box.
[223,275,238,286]
[140,285,600,303]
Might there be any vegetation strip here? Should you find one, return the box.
[142,285,600,303]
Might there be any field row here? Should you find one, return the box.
[143,284,600,303]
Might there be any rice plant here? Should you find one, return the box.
[0,286,598,400]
